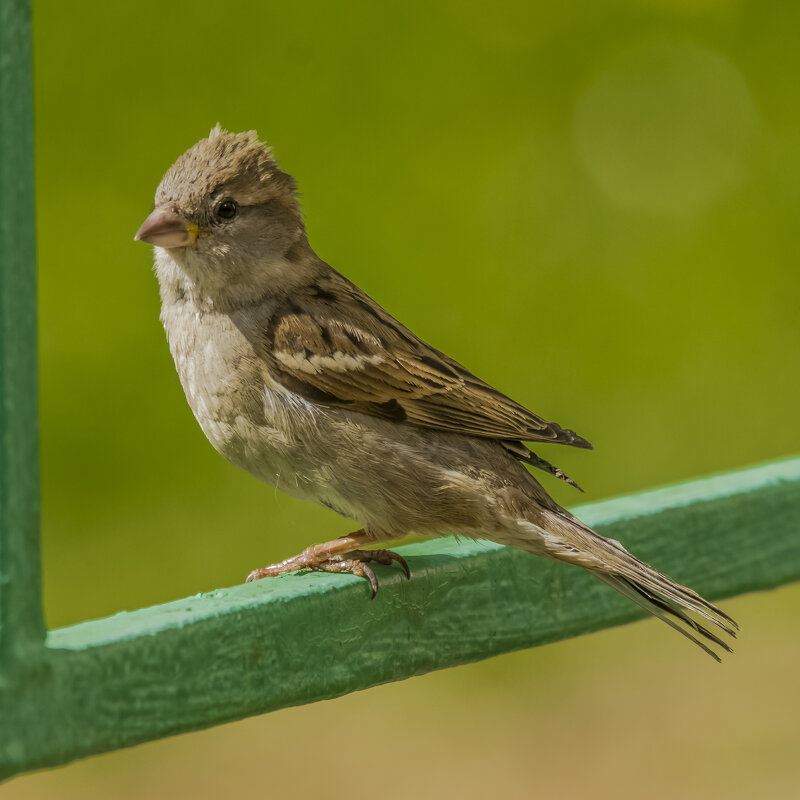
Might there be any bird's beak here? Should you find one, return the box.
[134,207,199,248]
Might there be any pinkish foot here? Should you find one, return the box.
[246,542,410,598]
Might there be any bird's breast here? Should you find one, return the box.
[160,297,323,496]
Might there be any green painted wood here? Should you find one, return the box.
[1,456,798,780]
[0,0,44,668]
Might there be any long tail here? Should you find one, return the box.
[532,510,739,661]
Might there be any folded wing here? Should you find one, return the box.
[261,271,591,454]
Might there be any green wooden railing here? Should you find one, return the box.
[2,0,800,781]
[1,455,798,780]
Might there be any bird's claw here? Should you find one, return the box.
[246,547,410,598]
[348,548,411,581]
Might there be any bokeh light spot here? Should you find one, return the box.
[572,38,757,215]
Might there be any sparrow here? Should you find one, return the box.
[135,126,737,660]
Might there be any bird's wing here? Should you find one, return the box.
[262,271,591,448]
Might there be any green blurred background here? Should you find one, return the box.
[7,0,800,797]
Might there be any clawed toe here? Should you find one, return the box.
[347,549,411,580]
[246,545,410,597]
[312,557,381,597]
[319,550,410,597]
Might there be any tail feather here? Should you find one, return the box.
[535,510,738,660]
[594,539,738,637]
[593,572,733,663]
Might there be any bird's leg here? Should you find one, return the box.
[245,529,410,597]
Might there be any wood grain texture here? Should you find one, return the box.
[1,456,798,779]
[0,0,44,668]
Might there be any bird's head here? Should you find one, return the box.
[136,126,310,303]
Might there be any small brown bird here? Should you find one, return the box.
[136,127,737,660]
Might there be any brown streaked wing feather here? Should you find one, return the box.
[265,272,591,448]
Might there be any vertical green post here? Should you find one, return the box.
[0,0,44,666]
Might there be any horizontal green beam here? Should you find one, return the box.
[2,456,799,779]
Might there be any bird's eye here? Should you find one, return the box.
[216,199,238,221]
